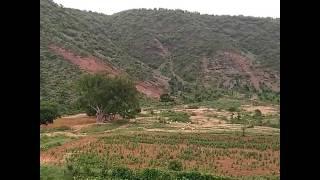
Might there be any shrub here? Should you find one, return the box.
[40,101,60,125]
[111,167,134,179]
[254,109,262,117]
[160,93,174,102]
[227,106,238,112]
[158,117,167,124]
[85,107,96,116]
[168,160,183,171]
[40,125,71,133]
[141,168,162,179]
[186,105,199,109]
[160,111,191,123]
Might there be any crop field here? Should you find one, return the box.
[40,102,279,180]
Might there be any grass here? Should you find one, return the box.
[160,110,191,123]
[40,129,279,179]
[62,152,234,180]
[229,111,280,129]
[100,132,279,151]
[47,130,279,178]
[189,98,247,111]
[40,102,279,179]
[40,165,73,180]
[79,119,129,134]
[40,125,71,133]
[40,135,76,151]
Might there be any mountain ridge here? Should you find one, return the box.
[40,0,280,111]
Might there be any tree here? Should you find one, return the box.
[160,93,174,102]
[241,117,254,137]
[168,160,183,171]
[254,109,262,117]
[228,107,238,121]
[40,101,60,125]
[77,74,140,123]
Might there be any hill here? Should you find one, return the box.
[40,0,280,112]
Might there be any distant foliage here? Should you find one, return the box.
[160,93,174,102]
[40,101,60,125]
[77,74,140,122]
[59,152,233,179]
[227,106,239,112]
[168,160,183,171]
[160,110,191,122]
[254,109,262,117]
[40,0,279,110]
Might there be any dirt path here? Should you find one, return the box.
[241,105,279,115]
[41,131,86,137]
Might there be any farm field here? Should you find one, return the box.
[40,101,280,180]
[40,1,280,179]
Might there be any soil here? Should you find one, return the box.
[241,105,279,115]
[40,106,279,176]
[49,45,166,98]
[49,45,121,75]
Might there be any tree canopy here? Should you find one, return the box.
[77,74,140,122]
[40,101,60,125]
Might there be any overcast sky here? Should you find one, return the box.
[53,0,280,18]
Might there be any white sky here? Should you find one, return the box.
[53,0,280,18]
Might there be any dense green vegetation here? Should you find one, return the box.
[41,0,279,111]
[77,74,140,122]
[40,101,60,125]
[40,131,279,179]
[160,110,191,123]
[41,163,232,180]
[40,134,76,150]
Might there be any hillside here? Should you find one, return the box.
[40,0,280,111]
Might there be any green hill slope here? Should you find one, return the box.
[40,0,280,112]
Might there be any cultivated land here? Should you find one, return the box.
[40,100,280,180]
[40,1,280,179]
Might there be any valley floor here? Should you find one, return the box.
[40,104,280,179]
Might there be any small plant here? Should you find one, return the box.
[227,106,239,112]
[186,105,199,109]
[254,109,262,117]
[160,111,191,123]
[158,117,167,124]
[168,160,183,171]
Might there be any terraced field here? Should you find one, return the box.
[40,103,279,179]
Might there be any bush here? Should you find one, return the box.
[111,167,134,179]
[85,107,96,116]
[227,106,239,112]
[141,168,162,179]
[186,105,199,109]
[158,117,167,124]
[190,112,197,116]
[40,101,60,125]
[160,93,174,102]
[160,111,191,123]
[168,160,183,171]
[254,109,262,117]
[40,126,71,133]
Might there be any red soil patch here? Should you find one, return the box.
[49,45,121,75]
[223,51,261,90]
[204,50,279,92]
[48,45,165,98]
[41,116,96,130]
[136,81,164,99]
